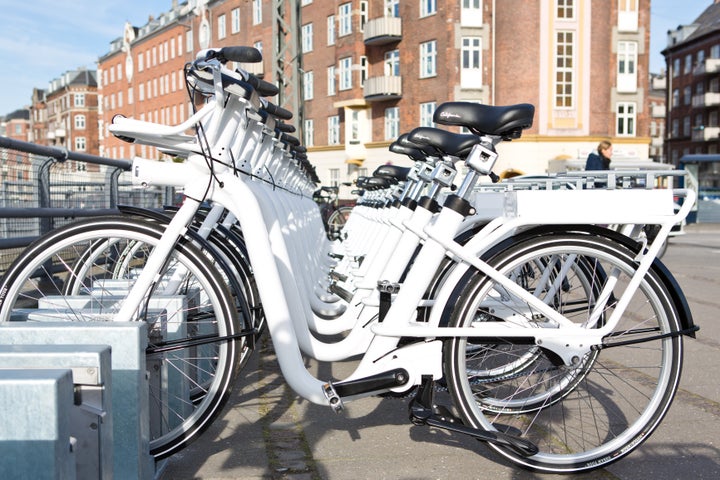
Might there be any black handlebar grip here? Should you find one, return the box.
[264,101,293,120]
[489,172,500,183]
[218,46,262,64]
[246,75,279,97]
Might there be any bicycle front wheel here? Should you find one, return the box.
[443,232,683,473]
[0,217,241,459]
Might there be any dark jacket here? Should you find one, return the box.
[585,152,610,170]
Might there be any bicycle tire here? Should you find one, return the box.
[0,216,242,459]
[442,232,683,473]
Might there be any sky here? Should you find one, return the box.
[0,0,714,116]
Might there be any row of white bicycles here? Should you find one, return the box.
[0,46,699,473]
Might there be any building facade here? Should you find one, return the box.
[98,0,654,197]
[662,1,720,165]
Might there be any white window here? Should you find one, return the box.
[327,15,336,45]
[339,57,352,90]
[75,137,86,151]
[253,0,262,25]
[303,71,314,100]
[117,63,122,81]
[461,0,483,27]
[420,40,437,78]
[385,107,399,140]
[110,67,115,84]
[304,119,314,147]
[385,49,400,76]
[617,41,637,92]
[328,66,336,95]
[618,0,638,32]
[556,0,574,19]
[360,1,368,31]
[329,168,339,187]
[254,41,263,55]
[231,8,240,34]
[420,0,437,17]
[420,102,436,127]
[128,87,133,105]
[328,115,341,145]
[685,54,693,74]
[74,114,86,129]
[170,38,176,58]
[74,93,85,107]
[118,91,123,108]
[360,55,367,86]
[186,30,193,53]
[339,3,352,36]
[139,84,145,101]
[302,23,313,52]
[386,0,400,17]
[218,14,226,39]
[461,37,482,88]
[177,34,183,56]
[138,53,144,72]
[555,31,574,108]
[616,102,636,136]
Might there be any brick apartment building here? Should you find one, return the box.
[28,68,100,156]
[662,0,720,163]
[0,108,31,182]
[98,0,654,197]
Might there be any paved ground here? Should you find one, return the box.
[158,223,720,480]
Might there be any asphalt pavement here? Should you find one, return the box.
[158,223,720,480]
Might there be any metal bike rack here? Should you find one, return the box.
[0,322,153,480]
[0,344,112,480]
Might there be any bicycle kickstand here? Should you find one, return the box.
[408,376,539,457]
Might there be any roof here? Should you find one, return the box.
[663,2,720,53]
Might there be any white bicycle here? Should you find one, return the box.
[0,46,699,473]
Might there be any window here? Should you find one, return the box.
[253,0,262,25]
[302,23,313,52]
[328,66,336,95]
[420,102,436,127]
[254,41,263,55]
[672,58,680,77]
[329,168,340,187]
[461,0,483,27]
[117,63,122,81]
[339,3,352,36]
[339,57,352,90]
[683,116,691,136]
[618,0,638,32]
[420,40,437,78]
[554,31,574,108]
[138,53,144,72]
[303,71,314,100]
[672,88,679,107]
[170,38,176,59]
[684,54,693,74]
[139,83,145,101]
[74,94,85,107]
[385,50,400,76]
[186,31,193,53]
[386,0,400,17]
[360,1,368,31]
[177,34,183,56]
[128,87,133,105]
[231,8,240,34]
[461,37,482,88]
[110,67,115,84]
[360,56,367,86]
[304,119,314,147]
[421,0,437,17]
[349,110,361,143]
[218,14,227,39]
[556,0,574,19]
[385,107,400,140]
[328,115,340,145]
[671,118,679,138]
[327,15,336,45]
[118,91,123,108]
[616,102,636,136]
[617,41,637,92]
[75,137,86,151]
[712,44,720,58]
[683,86,692,105]
[74,114,86,129]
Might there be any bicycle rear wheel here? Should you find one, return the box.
[0,216,242,459]
[443,232,683,473]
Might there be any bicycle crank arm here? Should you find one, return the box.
[409,376,538,458]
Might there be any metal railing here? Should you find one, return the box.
[0,135,178,276]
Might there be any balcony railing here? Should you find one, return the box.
[363,17,402,46]
[363,75,402,101]
[651,104,666,118]
[691,126,720,141]
[692,92,720,107]
[693,58,720,76]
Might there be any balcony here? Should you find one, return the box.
[692,126,720,141]
[55,128,66,138]
[693,58,720,76]
[651,104,666,118]
[363,17,402,46]
[363,76,402,101]
[692,92,720,107]
[651,136,664,147]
